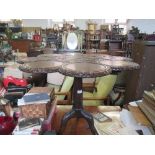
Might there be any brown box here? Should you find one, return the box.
[20,87,55,118]
[20,102,51,119]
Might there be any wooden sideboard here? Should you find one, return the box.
[125,41,155,103]
[9,39,35,53]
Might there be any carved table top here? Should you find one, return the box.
[59,62,112,78]
[18,53,140,74]
[19,61,62,73]
[97,60,140,71]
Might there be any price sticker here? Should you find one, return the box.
[77,90,82,94]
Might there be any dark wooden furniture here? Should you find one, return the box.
[58,62,111,134]
[108,40,123,51]
[27,47,44,57]
[19,53,140,134]
[106,40,126,56]
[52,105,121,135]
[125,41,155,103]
[97,60,139,71]
[9,39,35,53]
[85,31,101,50]
[19,60,62,73]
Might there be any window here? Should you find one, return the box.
[58,23,63,27]
[52,19,63,22]
[0,19,11,22]
[117,19,127,24]
[119,25,127,34]
[64,19,74,22]
[105,19,115,24]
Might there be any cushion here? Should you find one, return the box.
[83,75,117,106]
[57,76,74,100]
[94,75,117,99]
[83,91,101,106]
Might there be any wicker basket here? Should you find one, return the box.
[20,102,51,119]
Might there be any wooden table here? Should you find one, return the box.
[58,62,111,134]
[18,53,140,134]
[52,105,121,135]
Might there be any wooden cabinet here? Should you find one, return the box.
[9,39,35,53]
[125,41,155,103]
[85,31,100,50]
[108,40,123,51]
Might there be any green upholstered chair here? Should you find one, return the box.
[56,76,74,100]
[52,76,74,104]
[83,74,117,106]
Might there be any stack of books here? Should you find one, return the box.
[18,87,55,106]
[138,89,155,130]
[18,93,51,106]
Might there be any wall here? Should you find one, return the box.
[22,19,52,28]
[22,19,105,30]
[127,19,155,34]
[22,19,155,34]
[74,19,104,30]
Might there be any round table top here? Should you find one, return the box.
[96,55,133,61]
[97,60,140,71]
[17,57,38,64]
[59,62,112,78]
[38,53,83,60]
[17,53,133,64]
[37,53,61,58]
[19,61,62,73]
[18,53,140,74]
[30,47,43,52]
[17,54,66,64]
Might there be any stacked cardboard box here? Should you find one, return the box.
[139,90,155,130]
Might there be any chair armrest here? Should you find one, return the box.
[55,92,70,95]
[83,83,95,88]
[55,91,71,105]
[83,83,97,92]
[83,96,108,100]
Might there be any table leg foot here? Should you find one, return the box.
[58,109,98,135]
[81,110,98,135]
[58,110,76,134]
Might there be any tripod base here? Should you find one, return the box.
[58,108,98,135]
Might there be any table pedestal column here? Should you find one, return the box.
[58,77,98,135]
